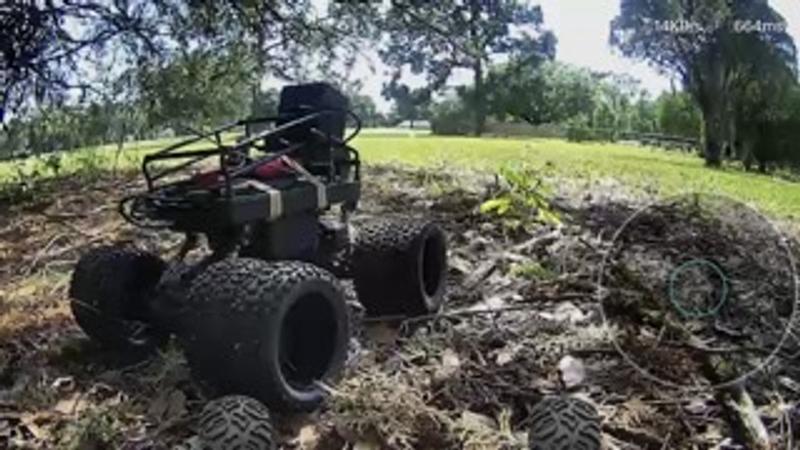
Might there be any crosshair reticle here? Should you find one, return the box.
[597,193,798,390]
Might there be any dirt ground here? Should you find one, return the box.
[1,164,799,449]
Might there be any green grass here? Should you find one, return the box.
[355,135,800,219]
[0,136,226,181]
[0,138,176,180]
[3,133,800,220]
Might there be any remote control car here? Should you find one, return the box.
[68,82,449,412]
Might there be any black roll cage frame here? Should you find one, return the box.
[141,108,362,198]
[119,108,362,229]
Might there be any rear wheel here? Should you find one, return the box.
[199,395,275,450]
[528,396,602,450]
[68,246,167,352]
[179,258,350,412]
[352,220,447,317]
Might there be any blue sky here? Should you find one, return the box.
[334,0,800,112]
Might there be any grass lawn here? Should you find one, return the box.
[3,133,800,219]
[355,135,800,219]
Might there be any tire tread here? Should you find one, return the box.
[199,395,275,450]
[528,396,602,450]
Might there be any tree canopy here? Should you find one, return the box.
[382,80,431,127]
[610,0,797,166]
[136,46,256,130]
[380,0,556,135]
[0,0,369,122]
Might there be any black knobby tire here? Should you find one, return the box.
[528,396,602,450]
[68,245,167,351]
[199,395,276,450]
[179,258,349,412]
[352,220,447,317]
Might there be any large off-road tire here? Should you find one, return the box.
[179,258,349,412]
[199,395,276,450]
[352,220,447,317]
[150,261,197,333]
[68,245,167,351]
[528,396,602,450]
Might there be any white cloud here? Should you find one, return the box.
[537,0,673,94]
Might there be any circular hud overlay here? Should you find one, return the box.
[597,193,798,390]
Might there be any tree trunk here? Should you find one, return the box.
[692,49,727,167]
[702,102,724,167]
[112,117,127,177]
[473,59,485,136]
[726,106,737,159]
[469,0,485,137]
[741,139,754,171]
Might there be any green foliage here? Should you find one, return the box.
[137,46,255,130]
[483,61,660,140]
[382,80,431,126]
[510,261,555,280]
[251,88,280,117]
[488,62,597,126]
[0,100,157,160]
[656,92,702,139]
[480,165,560,226]
[610,0,798,165]
[380,0,556,135]
[430,98,474,136]
[72,151,106,180]
[0,155,62,204]
[0,138,185,205]
[564,117,620,143]
[349,94,380,127]
[743,86,800,171]
[3,1,371,121]
[42,153,62,176]
[55,405,124,449]
[565,116,593,142]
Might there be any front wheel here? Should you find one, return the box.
[352,220,448,317]
[179,258,350,412]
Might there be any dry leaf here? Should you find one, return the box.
[53,393,87,415]
[469,295,507,312]
[51,376,75,392]
[459,410,497,431]
[494,344,522,366]
[617,396,656,427]
[434,348,461,381]
[539,302,587,323]
[449,255,473,275]
[291,425,320,449]
[20,412,52,440]
[558,355,585,388]
[684,398,708,415]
